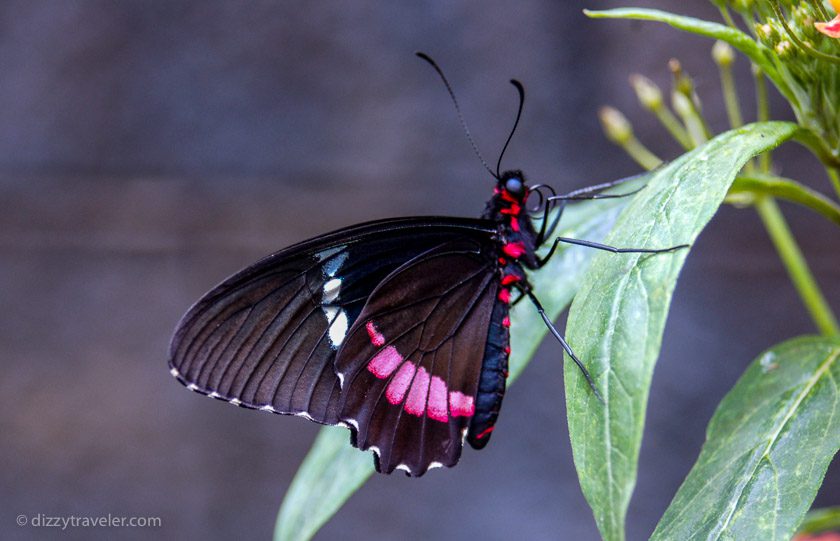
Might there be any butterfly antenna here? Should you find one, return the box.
[496,79,524,178]
[416,52,497,179]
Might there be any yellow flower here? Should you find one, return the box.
[815,0,840,38]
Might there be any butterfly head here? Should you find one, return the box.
[496,170,528,202]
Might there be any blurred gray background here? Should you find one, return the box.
[2,1,838,540]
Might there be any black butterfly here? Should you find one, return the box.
[168,54,684,476]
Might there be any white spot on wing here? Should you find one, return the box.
[396,464,411,473]
[336,372,345,389]
[295,411,315,421]
[369,445,381,458]
[260,405,275,412]
[328,310,348,348]
[229,398,242,407]
[322,277,342,303]
[208,392,220,399]
[169,367,180,377]
[428,462,443,470]
[186,383,198,392]
[345,418,359,431]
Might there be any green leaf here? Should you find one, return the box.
[274,426,372,541]
[797,506,840,536]
[652,336,840,540]
[273,176,643,541]
[564,121,799,541]
[583,8,796,106]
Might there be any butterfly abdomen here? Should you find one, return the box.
[467,283,512,449]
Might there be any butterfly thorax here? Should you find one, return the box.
[482,170,540,271]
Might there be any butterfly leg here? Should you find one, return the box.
[536,177,646,245]
[518,286,604,403]
[536,237,688,268]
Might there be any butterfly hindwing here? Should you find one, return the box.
[168,217,496,428]
[334,238,498,476]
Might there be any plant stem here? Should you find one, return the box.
[828,167,840,201]
[622,136,663,170]
[716,5,738,29]
[753,67,772,173]
[672,92,709,146]
[654,107,693,150]
[754,196,839,336]
[718,61,743,130]
[731,174,840,226]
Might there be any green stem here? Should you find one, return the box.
[654,106,693,150]
[808,0,831,21]
[718,63,743,129]
[753,67,772,173]
[731,174,840,227]
[828,167,840,201]
[621,135,663,170]
[672,92,709,146]
[716,5,738,29]
[754,196,839,336]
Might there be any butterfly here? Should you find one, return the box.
[168,54,684,476]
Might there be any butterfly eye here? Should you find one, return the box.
[504,177,524,197]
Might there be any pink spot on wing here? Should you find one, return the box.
[427,376,449,422]
[502,316,511,328]
[365,321,386,347]
[367,346,403,379]
[386,362,415,405]
[404,367,430,416]
[449,391,475,417]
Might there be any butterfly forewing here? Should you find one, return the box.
[168,217,497,429]
[334,239,498,475]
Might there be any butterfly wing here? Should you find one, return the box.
[334,237,498,476]
[168,217,496,427]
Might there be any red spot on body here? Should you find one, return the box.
[427,376,449,422]
[475,426,495,439]
[501,274,520,285]
[386,362,416,405]
[449,391,475,417]
[504,345,511,355]
[404,366,431,416]
[498,257,507,266]
[367,346,402,378]
[510,216,520,232]
[502,316,511,328]
[365,321,385,347]
[502,241,527,259]
[500,203,521,216]
[498,288,511,304]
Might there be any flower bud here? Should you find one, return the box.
[598,106,632,144]
[755,22,780,46]
[671,92,693,118]
[629,74,663,111]
[712,40,735,67]
[775,40,794,57]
